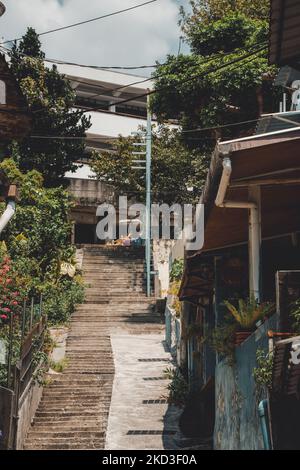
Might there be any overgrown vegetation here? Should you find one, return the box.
[253,348,274,390]
[149,0,278,197]
[91,127,208,205]
[50,357,69,373]
[168,279,182,318]
[224,297,275,330]
[291,299,300,334]
[0,29,87,388]
[9,28,91,186]
[164,367,189,407]
[170,258,184,282]
[210,323,237,364]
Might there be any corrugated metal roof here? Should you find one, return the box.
[269,0,300,66]
[255,111,300,134]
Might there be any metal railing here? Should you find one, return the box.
[0,295,47,450]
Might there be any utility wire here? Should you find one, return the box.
[81,44,268,114]
[0,41,267,108]
[181,117,269,134]
[28,116,271,140]
[2,0,160,44]
[25,42,267,114]
[0,43,160,70]
[74,44,265,103]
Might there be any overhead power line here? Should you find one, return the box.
[27,116,273,141]
[181,117,269,134]
[0,43,160,70]
[73,44,266,103]
[81,44,268,114]
[2,0,159,44]
[0,40,267,108]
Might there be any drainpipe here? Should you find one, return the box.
[0,200,16,235]
[215,157,261,301]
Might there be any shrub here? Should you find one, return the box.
[224,297,275,330]
[164,367,189,407]
[210,323,237,364]
[253,348,274,390]
[291,299,300,334]
[170,258,184,282]
[43,277,85,325]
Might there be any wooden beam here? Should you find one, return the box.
[231,178,300,187]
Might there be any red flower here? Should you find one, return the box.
[0,314,8,320]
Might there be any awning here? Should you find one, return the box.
[180,126,300,302]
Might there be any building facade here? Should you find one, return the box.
[54,63,152,244]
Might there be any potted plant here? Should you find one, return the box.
[224,297,275,347]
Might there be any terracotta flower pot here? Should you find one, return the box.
[234,331,252,347]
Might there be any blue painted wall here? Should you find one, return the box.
[214,315,277,450]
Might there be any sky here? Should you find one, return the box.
[0,0,190,75]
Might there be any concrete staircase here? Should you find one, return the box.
[24,245,160,450]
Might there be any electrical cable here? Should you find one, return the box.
[81,44,268,114]
[0,41,267,108]
[1,0,160,44]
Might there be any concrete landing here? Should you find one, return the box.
[105,333,182,450]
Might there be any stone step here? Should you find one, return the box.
[30,420,106,430]
[26,431,105,439]
[24,442,105,450]
[24,438,105,447]
[37,405,109,412]
[35,410,102,417]
[33,414,108,421]
[25,244,160,451]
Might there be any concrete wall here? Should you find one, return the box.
[16,381,43,450]
[153,240,175,298]
[68,178,115,207]
[214,315,277,450]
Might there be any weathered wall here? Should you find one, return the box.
[153,240,175,297]
[16,381,43,450]
[214,315,277,450]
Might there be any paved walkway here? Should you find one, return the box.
[105,333,182,450]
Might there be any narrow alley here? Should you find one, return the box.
[24,246,181,450]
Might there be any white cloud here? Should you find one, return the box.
[0,0,189,71]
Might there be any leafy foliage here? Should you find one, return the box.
[164,367,189,407]
[43,277,85,326]
[290,299,300,334]
[210,323,237,364]
[168,279,182,318]
[151,0,278,151]
[0,159,84,325]
[185,13,268,56]
[0,251,23,325]
[180,0,270,35]
[253,348,274,390]
[224,297,275,330]
[91,126,208,205]
[8,27,91,186]
[170,258,184,282]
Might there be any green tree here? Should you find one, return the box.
[0,158,74,291]
[9,28,91,186]
[180,0,270,32]
[151,1,277,145]
[91,127,209,205]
